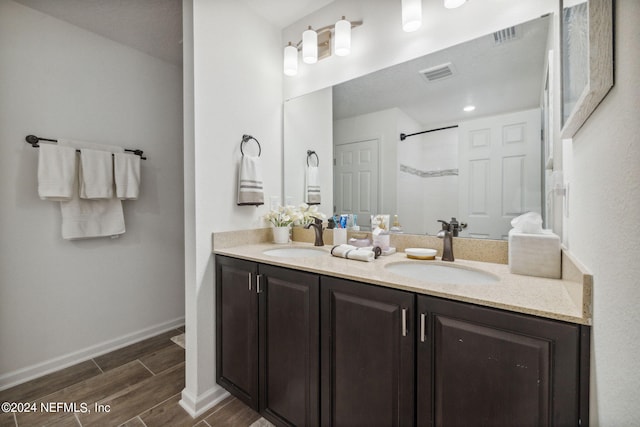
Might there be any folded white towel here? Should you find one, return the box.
[237,155,264,206]
[331,244,376,262]
[114,152,140,200]
[305,165,321,205]
[79,148,114,199]
[38,143,77,201]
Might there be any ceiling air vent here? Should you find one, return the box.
[419,62,455,82]
[493,26,519,45]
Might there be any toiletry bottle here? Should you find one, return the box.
[390,215,403,233]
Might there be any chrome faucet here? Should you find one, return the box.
[305,217,324,246]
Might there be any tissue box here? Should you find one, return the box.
[508,229,561,279]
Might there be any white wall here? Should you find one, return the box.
[567,0,640,424]
[0,0,184,387]
[181,0,284,416]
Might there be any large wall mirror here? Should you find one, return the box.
[284,14,556,240]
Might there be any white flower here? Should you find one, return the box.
[263,204,326,227]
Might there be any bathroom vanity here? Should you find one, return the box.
[214,238,591,427]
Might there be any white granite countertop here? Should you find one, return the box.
[214,241,591,325]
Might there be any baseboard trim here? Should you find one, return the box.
[0,317,185,391]
[180,386,230,418]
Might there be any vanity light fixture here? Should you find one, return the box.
[302,26,318,64]
[283,18,362,76]
[444,0,467,8]
[283,42,298,76]
[334,16,351,57]
[401,0,422,32]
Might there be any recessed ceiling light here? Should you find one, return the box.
[463,105,476,112]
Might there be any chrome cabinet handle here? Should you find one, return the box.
[402,308,407,337]
[257,274,263,294]
[420,313,426,342]
[248,273,252,291]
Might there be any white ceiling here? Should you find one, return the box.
[333,15,551,127]
[12,0,331,66]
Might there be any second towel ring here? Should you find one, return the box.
[307,150,319,167]
[241,134,261,157]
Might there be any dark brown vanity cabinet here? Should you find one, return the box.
[320,276,415,427]
[215,256,319,426]
[417,295,589,427]
[216,255,589,427]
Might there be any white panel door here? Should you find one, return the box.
[459,109,541,240]
[334,139,379,230]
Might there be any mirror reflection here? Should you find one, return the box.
[285,15,553,240]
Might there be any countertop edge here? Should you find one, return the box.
[212,240,592,326]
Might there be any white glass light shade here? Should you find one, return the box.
[302,27,318,64]
[283,44,298,76]
[402,0,422,32]
[334,17,351,56]
[444,0,466,8]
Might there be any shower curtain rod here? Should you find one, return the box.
[400,125,459,141]
[24,135,147,160]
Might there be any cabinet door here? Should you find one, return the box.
[259,264,320,427]
[215,255,259,410]
[321,276,415,427]
[417,295,581,427]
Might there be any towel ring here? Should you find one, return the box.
[307,150,319,167]
[241,134,261,157]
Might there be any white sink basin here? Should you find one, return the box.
[385,262,499,285]
[263,247,326,258]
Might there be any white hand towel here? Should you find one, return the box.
[331,244,376,262]
[237,155,264,206]
[79,148,114,199]
[114,152,141,200]
[305,165,321,205]
[37,143,77,201]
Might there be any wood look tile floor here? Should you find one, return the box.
[0,328,261,427]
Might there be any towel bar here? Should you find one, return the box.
[25,135,147,160]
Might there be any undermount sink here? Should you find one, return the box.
[385,261,499,285]
[263,247,327,258]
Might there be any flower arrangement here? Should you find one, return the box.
[263,203,326,227]
[263,205,302,227]
[297,203,326,225]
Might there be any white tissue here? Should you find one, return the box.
[510,212,543,234]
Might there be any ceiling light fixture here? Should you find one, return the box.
[401,0,422,32]
[463,105,476,112]
[444,0,467,8]
[283,18,362,76]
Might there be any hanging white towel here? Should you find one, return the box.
[114,152,141,200]
[79,148,114,199]
[59,168,125,240]
[37,143,77,201]
[237,155,264,206]
[305,165,321,205]
[57,139,125,240]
